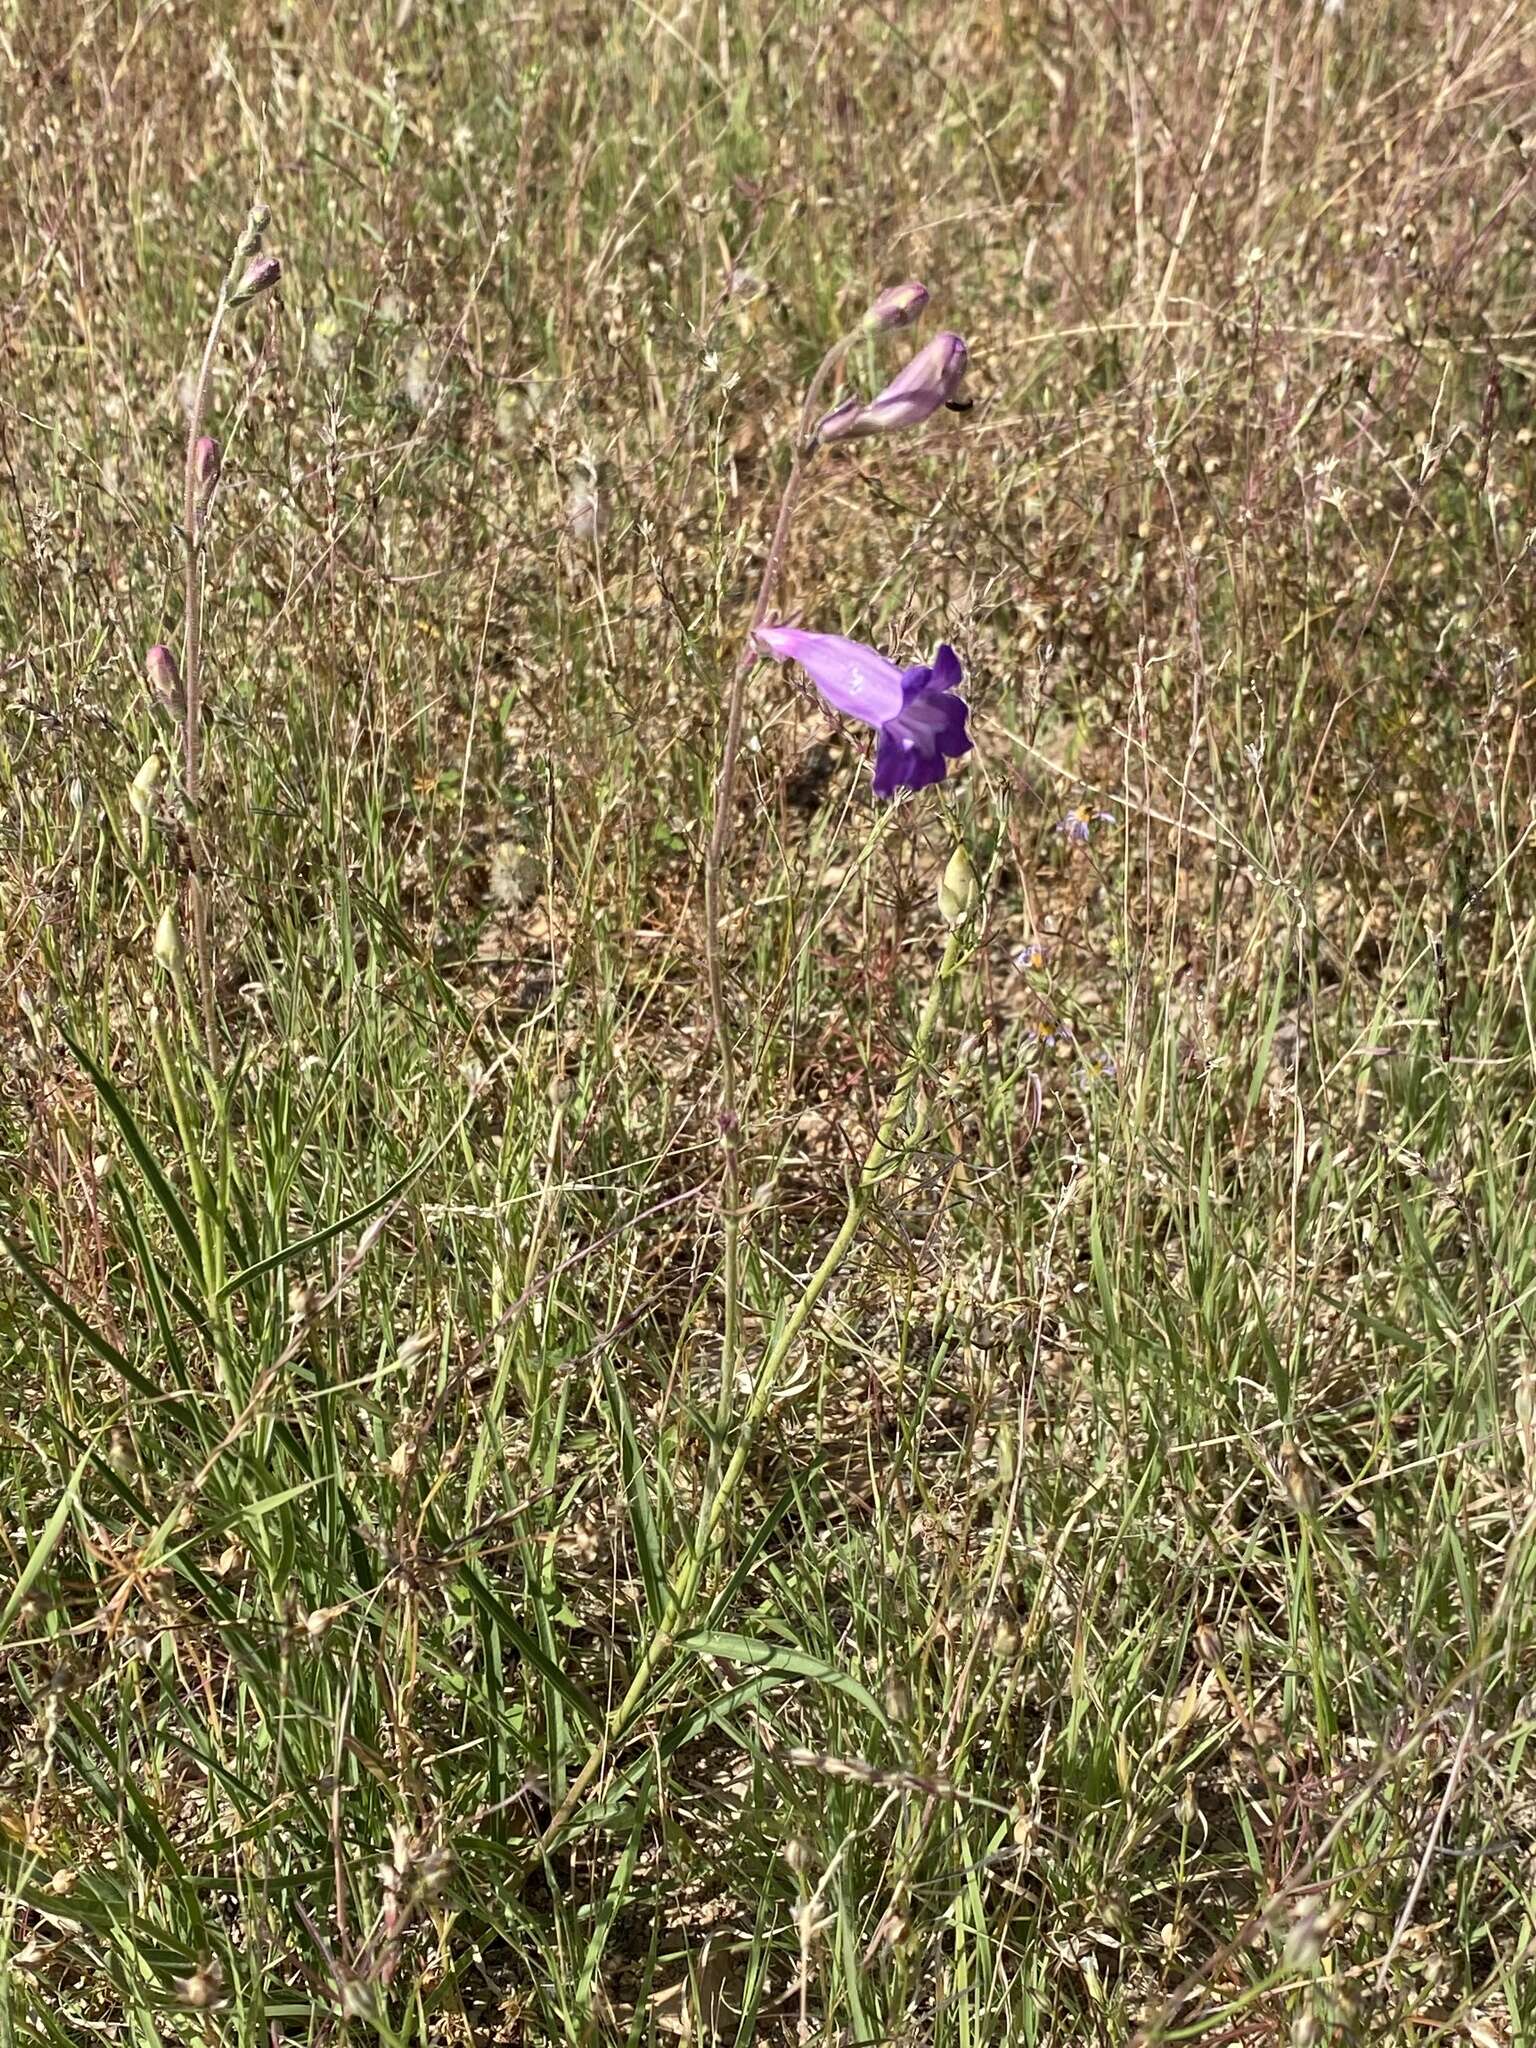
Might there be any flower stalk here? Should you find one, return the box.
[700,325,863,1443]
[541,923,967,1851]
[179,201,279,1081]
[546,279,971,1862]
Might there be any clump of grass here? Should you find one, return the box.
[3,3,1536,2043]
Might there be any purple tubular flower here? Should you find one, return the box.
[859,332,967,434]
[812,332,969,445]
[755,625,972,800]
[814,396,865,446]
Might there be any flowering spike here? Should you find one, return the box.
[861,281,929,334]
[146,643,185,720]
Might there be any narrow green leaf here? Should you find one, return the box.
[676,1630,888,1729]
[217,1096,465,1302]
[61,1030,205,1279]
[576,1802,648,2005]
[598,1351,665,1620]
[1,1232,156,1393]
[0,1448,89,1639]
[455,1564,599,1727]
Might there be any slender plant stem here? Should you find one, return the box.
[179,200,270,1082]
[701,331,858,1435]
[182,309,227,1082]
[540,925,966,1851]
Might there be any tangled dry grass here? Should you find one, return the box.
[3,1,1536,2041]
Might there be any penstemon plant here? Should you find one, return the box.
[146,202,281,1082]
[543,279,980,1849]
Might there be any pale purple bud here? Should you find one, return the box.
[230,255,281,307]
[146,643,186,720]
[861,281,929,334]
[194,436,221,498]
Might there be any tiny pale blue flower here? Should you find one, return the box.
[1057,804,1114,846]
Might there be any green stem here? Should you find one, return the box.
[540,926,965,1851]
[701,330,858,1451]
[182,303,227,1084]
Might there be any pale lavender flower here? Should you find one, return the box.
[815,333,969,445]
[1057,803,1114,846]
[146,643,185,720]
[813,396,863,444]
[862,280,929,334]
[755,624,972,799]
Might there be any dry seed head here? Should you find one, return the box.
[1283,1903,1330,1972]
[355,1214,388,1260]
[565,483,608,545]
[1176,1775,1199,1828]
[288,1279,322,1323]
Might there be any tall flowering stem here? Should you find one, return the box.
[542,925,967,1851]
[522,285,970,1864]
[179,202,279,1081]
[700,329,861,1431]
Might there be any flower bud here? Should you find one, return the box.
[229,255,281,307]
[938,844,979,926]
[232,201,271,270]
[861,280,928,334]
[129,753,163,820]
[153,906,185,974]
[194,435,221,500]
[146,643,185,719]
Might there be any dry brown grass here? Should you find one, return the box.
[3,2,1536,2041]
